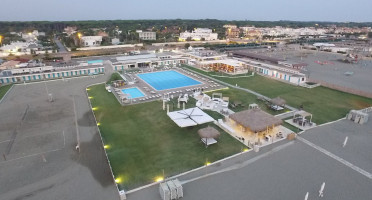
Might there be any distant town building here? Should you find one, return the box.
[22,30,45,42]
[138,31,157,41]
[64,26,77,36]
[225,27,240,39]
[0,42,40,53]
[112,38,120,45]
[223,25,238,29]
[179,28,218,41]
[80,36,103,47]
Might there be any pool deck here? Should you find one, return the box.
[112,67,226,105]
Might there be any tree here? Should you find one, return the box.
[44,49,49,59]
[184,43,190,49]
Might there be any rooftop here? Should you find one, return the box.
[199,59,243,67]
[229,109,282,132]
[231,51,285,64]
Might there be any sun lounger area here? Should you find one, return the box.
[109,67,226,105]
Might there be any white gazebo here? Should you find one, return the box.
[284,110,316,130]
[167,107,215,128]
[293,110,313,127]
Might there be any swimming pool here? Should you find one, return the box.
[87,60,103,64]
[137,70,201,90]
[121,87,145,99]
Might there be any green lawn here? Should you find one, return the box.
[88,84,245,190]
[184,65,372,124]
[205,88,290,115]
[0,84,13,101]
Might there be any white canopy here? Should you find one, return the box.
[167,107,215,128]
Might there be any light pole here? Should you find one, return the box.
[77,33,82,47]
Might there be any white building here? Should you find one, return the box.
[21,30,45,42]
[81,36,103,47]
[112,38,120,45]
[138,32,156,41]
[0,65,105,84]
[179,28,218,41]
[223,25,238,29]
[112,53,188,70]
[0,42,38,53]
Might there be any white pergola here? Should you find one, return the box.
[293,110,312,127]
[167,107,215,128]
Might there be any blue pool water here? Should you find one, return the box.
[87,60,103,64]
[137,70,201,90]
[121,88,145,99]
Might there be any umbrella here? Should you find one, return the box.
[270,97,286,106]
[198,126,220,147]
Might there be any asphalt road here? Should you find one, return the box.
[54,37,67,53]
[0,63,119,200]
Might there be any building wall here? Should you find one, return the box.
[139,32,156,40]
[81,36,103,47]
[251,65,306,85]
[0,67,105,84]
[112,59,188,71]
[10,66,54,75]
[179,28,218,41]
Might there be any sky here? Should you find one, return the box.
[0,0,371,22]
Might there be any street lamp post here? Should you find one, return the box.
[77,33,82,47]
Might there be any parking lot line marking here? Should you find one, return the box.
[298,137,372,180]
[63,130,66,148]
[181,141,294,185]
[0,148,63,165]
[0,131,64,144]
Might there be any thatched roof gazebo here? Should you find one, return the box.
[270,97,286,107]
[229,109,282,133]
[198,126,220,147]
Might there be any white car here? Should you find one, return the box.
[107,89,112,93]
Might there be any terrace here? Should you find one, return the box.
[219,108,293,147]
[109,67,226,105]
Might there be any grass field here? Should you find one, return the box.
[88,84,245,190]
[205,88,290,115]
[184,65,372,124]
[0,84,13,101]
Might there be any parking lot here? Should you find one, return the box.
[0,63,119,200]
[255,47,372,94]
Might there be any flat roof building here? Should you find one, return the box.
[138,32,156,41]
[81,36,103,47]
[112,53,189,70]
[179,28,218,41]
